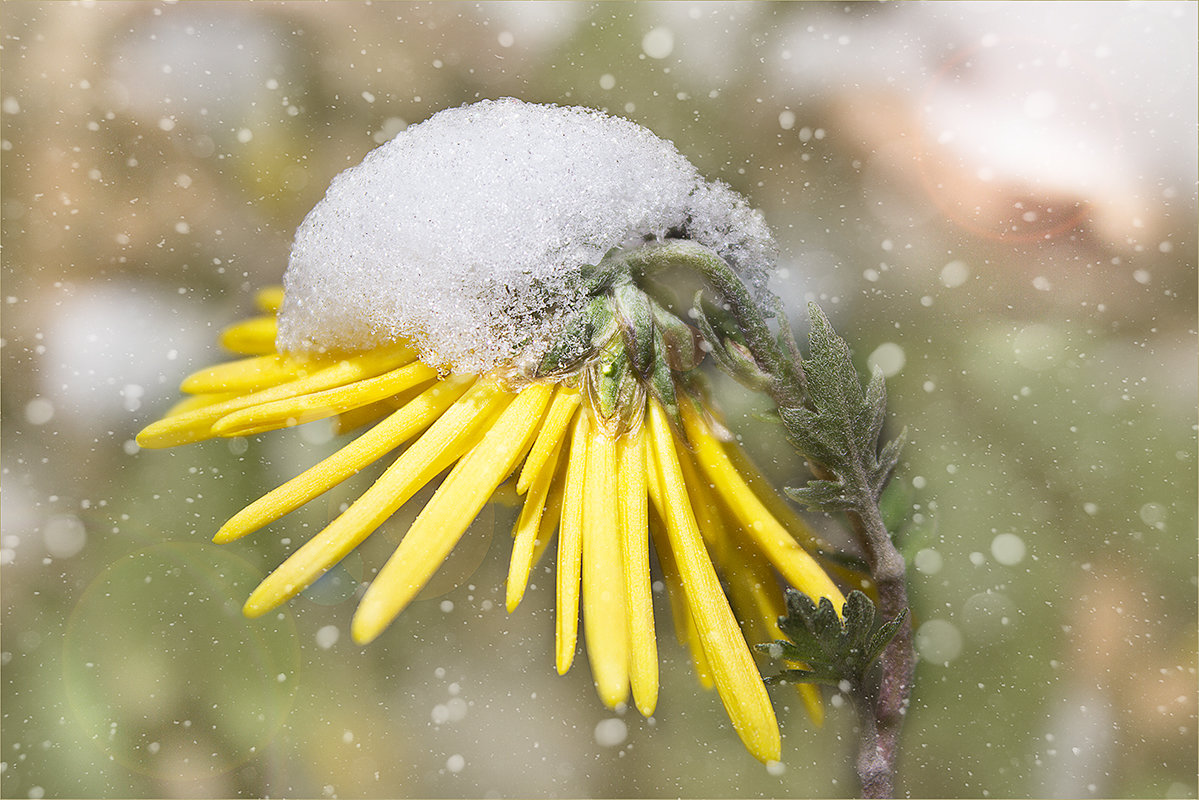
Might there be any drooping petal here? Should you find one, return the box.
[618,425,658,716]
[254,286,285,314]
[215,375,475,543]
[211,360,438,437]
[647,399,781,764]
[180,353,313,395]
[720,534,826,727]
[555,410,589,675]
[137,344,415,448]
[508,390,575,611]
[517,387,582,495]
[219,315,280,355]
[646,511,714,690]
[529,458,566,572]
[242,380,509,616]
[163,392,240,418]
[582,425,630,709]
[352,382,554,644]
[682,401,846,611]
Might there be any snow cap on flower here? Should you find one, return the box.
[278,97,777,374]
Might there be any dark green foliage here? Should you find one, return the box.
[761,589,907,688]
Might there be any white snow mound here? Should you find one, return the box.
[278,97,776,374]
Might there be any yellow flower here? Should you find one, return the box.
[138,283,847,763]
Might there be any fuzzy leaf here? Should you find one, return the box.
[784,480,852,513]
[778,304,906,510]
[760,589,908,689]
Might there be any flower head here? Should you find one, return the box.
[137,100,846,763]
[278,97,775,375]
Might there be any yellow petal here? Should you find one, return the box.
[516,388,582,495]
[219,316,279,355]
[720,433,836,554]
[581,426,629,709]
[136,345,413,449]
[210,359,434,438]
[163,391,240,418]
[215,375,475,543]
[507,392,575,611]
[677,446,732,565]
[555,410,589,675]
[332,393,417,435]
[648,494,714,690]
[529,461,566,572]
[351,382,553,644]
[241,380,509,616]
[180,353,313,395]
[647,399,781,764]
[619,426,658,716]
[719,526,825,727]
[255,286,285,314]
[682,401,846,611]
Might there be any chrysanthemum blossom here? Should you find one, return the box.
[137,99,846,764]
[278,97,776,375]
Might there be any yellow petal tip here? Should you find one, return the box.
[598,685,630,711]
[212,524,244,544]
[241,594,273,619]
[351,616,384,646]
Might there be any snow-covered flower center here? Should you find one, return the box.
[277,97,776,375]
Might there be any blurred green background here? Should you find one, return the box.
[2,2,1195,797]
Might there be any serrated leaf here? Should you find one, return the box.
[777,304,906,511]
[784,481,852,512]
[763,589,908,689]
[866,608,908,665]
[777,405,843,471]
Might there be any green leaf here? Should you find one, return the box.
[784,480,852,513]
[777,304,905,511]
[759,589,908,689]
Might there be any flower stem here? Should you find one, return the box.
[645,239,914,797]
[846,504,914,798]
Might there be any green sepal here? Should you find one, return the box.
[697,293,749,347]
[536,296,606,377]
[613,282,656,379]
[590,337,629,420]
[651,299,702,373]
[648,322,684,436]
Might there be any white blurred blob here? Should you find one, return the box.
[42,514,87,559]
[940,260,970,288]
[867,342,906,377]
[914,548,943,575]
[915,619,963,664]
[593,717,628,747]
[24,398,54,426]
[39,281,212,435]
[641,27,674,59]
[314,625,340,650]
[990,532,1026,565]
[774,3,1197,246]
